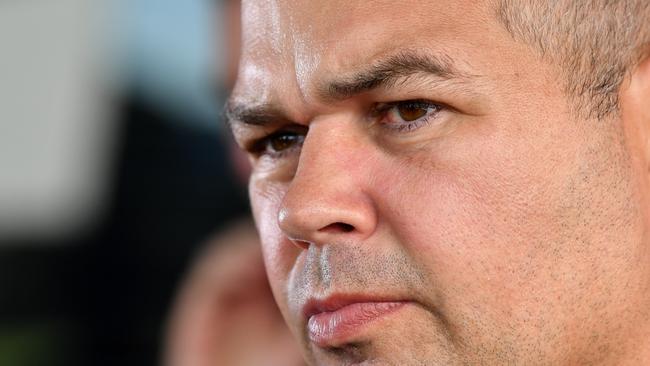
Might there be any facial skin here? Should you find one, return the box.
[228,0,650,365]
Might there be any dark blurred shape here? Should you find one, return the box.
[82,94,249,365]
[0,93,249,365]
[0,0,250,364]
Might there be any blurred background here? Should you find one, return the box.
[0,0,250,364]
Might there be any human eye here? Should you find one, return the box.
[248,127,307,159]
[373,99,442,133]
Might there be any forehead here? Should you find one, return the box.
[234,0,511,113]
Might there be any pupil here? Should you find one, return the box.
[271,134,295,151]
[398,104,427,121]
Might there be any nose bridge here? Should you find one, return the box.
[298,120,357,184]
[278,118,377,246]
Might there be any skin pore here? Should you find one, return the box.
[228,0,650,365]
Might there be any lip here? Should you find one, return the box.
[303,294,409,347]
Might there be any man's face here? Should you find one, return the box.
[229,0,650,364]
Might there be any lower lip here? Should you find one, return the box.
[307,301,407,347]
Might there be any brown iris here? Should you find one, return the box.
[396,102,429,121]
[269,133,300,152]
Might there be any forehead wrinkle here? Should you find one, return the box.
[290,20,322,108]
[245,1,317,121]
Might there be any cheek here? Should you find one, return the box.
[375,116,585,313]
[376,113,644,355]
[249,177,298,309]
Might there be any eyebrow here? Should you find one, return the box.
[225,50,468,129]
[319,51,465,101]
[224,102,291,128]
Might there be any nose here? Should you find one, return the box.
[277,120,377,248]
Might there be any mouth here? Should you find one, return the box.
[303,294,409,348]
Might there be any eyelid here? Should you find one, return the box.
[373,99,444,133]
[373,99,441,115]
[245,125,308,158]
[241,99,444,157]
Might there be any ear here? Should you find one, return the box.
[619,55,650,173]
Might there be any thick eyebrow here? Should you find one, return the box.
[224,101,292,130]
[318,50,468,101]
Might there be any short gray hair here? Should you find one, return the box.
[497,0,650,119]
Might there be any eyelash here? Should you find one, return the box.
[248,129,305,159]
[372,99,442,133]
[249,99,443,158]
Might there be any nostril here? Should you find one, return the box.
[339,223,354,232]
[320,222,355,233]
